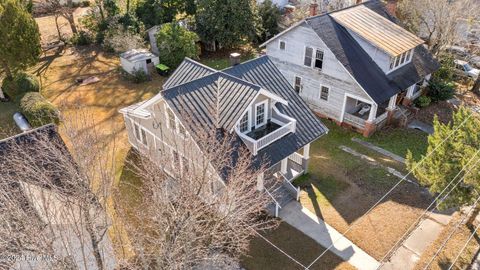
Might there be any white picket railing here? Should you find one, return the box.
[236,109,296,155]
[265,188,281,217]
[280,173,301,201]
[343,113,367,129]
[288,152,303,165]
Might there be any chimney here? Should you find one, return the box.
[229,53,241,66]
[385,0,397,17]
[356,0,363,4]
[309,0,318,17]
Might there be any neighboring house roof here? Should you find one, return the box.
[154,57,328,171]
[120,49,157,62]
[261,0,439,105]
[330,5,424,56]
[163,58,216,89]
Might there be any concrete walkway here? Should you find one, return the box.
[408,120,434,134]
[352,138,406,164]
[279,201,380,270]
[381,212,452,270]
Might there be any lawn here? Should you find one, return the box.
[241,222,354,270]
[362,127,428,160]
[0,101,20,139]
[295,120,433,261]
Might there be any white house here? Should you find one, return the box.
[262,0,439,136]
[120,49,159,75]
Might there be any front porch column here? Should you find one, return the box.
[302,143,310,174]
[257,172,264,191]
[403,85,415,106]
[387,94,397,125]
[280,158,288,175]
[363,104,378,137]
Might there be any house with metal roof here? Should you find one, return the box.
[261,0,439,136]
[119,56,328,216]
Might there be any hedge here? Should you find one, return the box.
[2,72,40,101]
[20,92,60,127]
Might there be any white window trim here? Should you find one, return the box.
[304,46,324,70]
[293,75,302,93]
[165,103,175,130]
[279,40,286,50]
[314,49,324,70]
[319,84,330,101]
[303,45,313,68]
[164,103,187,138]
[254,100,268,128]
[388,49,414,73]
[238,107,252,133]
[131,120,148,146]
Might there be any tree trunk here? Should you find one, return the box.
[54,15,62,41]
[64,13,78,34]
[472,76,480,95]
[85,213,104,270]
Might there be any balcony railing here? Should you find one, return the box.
[236,107,296,155]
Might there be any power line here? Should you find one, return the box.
[422,195,480,270]
[252,230,308,269]
[377,148,480,267]
[305,114,474,270]
[447,221,480,270]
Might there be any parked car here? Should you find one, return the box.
[446,45,469,57]
[470,56,480,69]
[454,59,480,79]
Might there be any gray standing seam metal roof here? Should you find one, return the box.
[161,57,328,171]
[163,58,216,89]
[303,0,439,105]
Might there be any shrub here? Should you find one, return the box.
[71,31,92,46]
[20,92,60,127]
[433,54,455,83]
[156,23,200,69]
[2,72,40,101]
[131,68,148,83]
[415,95,431,108]
[427,79,455,102]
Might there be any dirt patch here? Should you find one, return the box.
[414,101,455,125]
[35,7,89,45]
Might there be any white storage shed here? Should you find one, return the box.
[120,49,159,75]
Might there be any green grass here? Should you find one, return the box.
[295,121,427,207]
[361,128,428,160]
[241,223,353,270]
[0,101,20,139]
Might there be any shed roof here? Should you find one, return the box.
[120,49,157,62]
[330,5,424,56]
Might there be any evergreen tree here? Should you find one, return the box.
[257,0,281,43]
[196,0,257,49]
[0,0,41,78]
[135,0,190,29]
[156,22,200,68]
[406,107,480,209]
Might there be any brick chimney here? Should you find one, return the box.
[385,0,398,17]
[356,0,363,3]
[309,0,318,17]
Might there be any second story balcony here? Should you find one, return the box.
[235,106,296,155]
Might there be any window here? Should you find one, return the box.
[294,76,302,93]
[172,150,180,169]
[304,47,313,67]
[255,102,267,127]
[140,129,147,145]
[314,50,324,69]
[389,49,413,71]
[320,86,329,101]
[239,111,249,133]
[166,106,176,130]
[133,123,141,141]
[279,40,286,50]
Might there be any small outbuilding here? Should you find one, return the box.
[120,49,159,75]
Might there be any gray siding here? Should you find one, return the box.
[266,24,374,122]
[348,30,392,74]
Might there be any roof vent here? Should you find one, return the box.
[230,53,241,66]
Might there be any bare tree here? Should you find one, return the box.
[397,0,478,55]
[41,0,79,37]
[103,27,145,53]
[114,116,279,269]
[0,110,116,270]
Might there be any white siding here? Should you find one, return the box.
[347,30,392,73]
[266,24,374,122]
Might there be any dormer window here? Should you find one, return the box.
[239,112,249,133]
[389,49,414,71]
[255,101,267,127]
